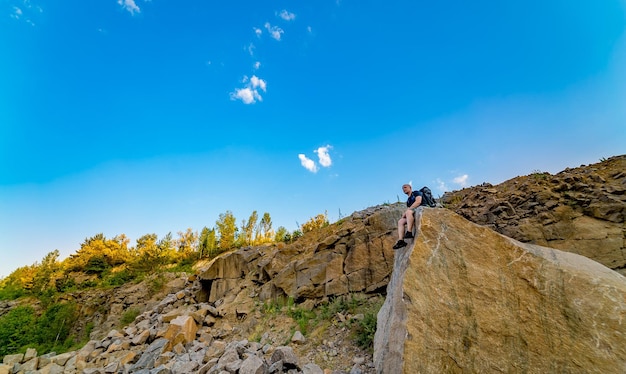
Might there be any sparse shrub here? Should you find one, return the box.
[78,280,98,289]
[84,322,95,340]
[120,308,141,327]
[291,230,303,241]
[286,301,316,334]
[318,296,349,320]
[101,268,137,288]
[168,259,194,274]
[354,311,377,349]
[531,170,548,181]
[147,273,166,296]
[262,296,287,315]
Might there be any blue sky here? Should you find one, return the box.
[1,0,625,277]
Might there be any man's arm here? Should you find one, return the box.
[408,195,422,209]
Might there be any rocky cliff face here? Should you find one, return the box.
[375,207,626,373]
[441,155,626,275]
[195,204,402,309]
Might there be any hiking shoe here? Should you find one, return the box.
[404,231,414,239]
[392,240,407,249]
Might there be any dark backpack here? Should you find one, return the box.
[419,186,437,207]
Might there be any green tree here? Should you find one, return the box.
[157,232,175,262]
[198,227,218,258]
[257,212,273,243]
[274,226,289,243]
[132,233,160,271]
[64,233,131,272]
[0,266,32,300]
[240,211,258,246]
[0,264,36,296]
[216,211,238,250]
[176,228,198,259]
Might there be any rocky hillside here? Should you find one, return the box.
[1,204,405,374]
[1,156,624,373]
[441,155,626,275]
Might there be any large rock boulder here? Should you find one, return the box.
[375,208,626,373]
[441,155,626,274]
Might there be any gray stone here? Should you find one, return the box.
[151,365,172,374]
[20,357,38,371]
[170,360,198,374]
[103,361,118,373]
[131,338,170,371]
[239,354,268,374]
[290,331,306,344]
[270,347,299,369]
[37,362,65,374]
[23,348,38,361]
[2,354,23,365]
[302,363,324,374]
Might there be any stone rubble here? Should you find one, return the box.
[1,276,375,374]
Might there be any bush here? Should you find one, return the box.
[84,256,110,276]
[147,274,166,296]
[101,269,137,288]
[301,212,329,233]
[0,284,26,301]
[0,306,36,356]
[355,312,377,349]
[120,308,141,327]
[34,302,78,353]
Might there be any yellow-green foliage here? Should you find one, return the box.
[301,211,329,233]
[64,234,131,273]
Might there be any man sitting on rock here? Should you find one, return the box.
[393,184,423,249]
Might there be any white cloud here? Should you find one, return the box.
[118,0,140,15]
[278,10,296,21]
[453,174,469,187]
[315,145,333,167]
[230,88,259,105]
[264,22,284,41]
[253,27,263,37]
[11,6,22,19]
[298,154,318,173]
[247,43,255,56]
[298,145,334,173]
[253,61,261,70]
[10,2,42,24]
[249,75,267,91]
[230,75,267,104]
